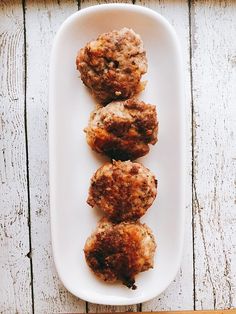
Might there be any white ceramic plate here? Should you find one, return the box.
[49,3,185,305]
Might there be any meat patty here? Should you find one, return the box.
[84,218,156,289]
[87,160,157,222]
[76,28,147,104]
[85,98,158,160]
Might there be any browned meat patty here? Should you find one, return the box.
[87,160,157,222]
[85,98,158,160]
[76,28,147,104]
[84,218,156,289]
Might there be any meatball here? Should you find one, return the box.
[87,160,157,222]
[85,98,158,160]
[76,28,147,104]
[84,218,156,289]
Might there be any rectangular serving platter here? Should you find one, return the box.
[49,3,185,305]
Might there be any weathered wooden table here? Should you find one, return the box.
[1,1,236,313]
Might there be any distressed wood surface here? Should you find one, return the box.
[80,0,132,6]
[0,0,236,313]
[0,0,32,313]
[134,0,194,311]
[24,0,86,313]
[191,0,236,310]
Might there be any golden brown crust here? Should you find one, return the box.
[87,160,157,222]
[76,28,147,104]
[85,98,158,160]
[84,219,156,289]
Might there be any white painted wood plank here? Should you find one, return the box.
[0,1,32,313]
[80,1,138,312]
[191,0,236,310]
[135,0,194,311]
[87,304,139,313]
[24,1,86,313]
[80,0,132,6]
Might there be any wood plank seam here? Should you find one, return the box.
[190,1,236,309]
[22,0,35,312]
[188,0,196,310]
[0,0,32,312]
[24,1,86,312]
[190,2,215,308]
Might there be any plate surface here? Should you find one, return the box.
[49,3,185,305]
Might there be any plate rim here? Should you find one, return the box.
[49,3,186,306]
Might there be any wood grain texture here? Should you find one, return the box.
[0,0,32,313]
[80,0,132,6]
[134,0,194,310]
[24,1,86,313]
[0,0,235,312]
[191,0,236,310]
